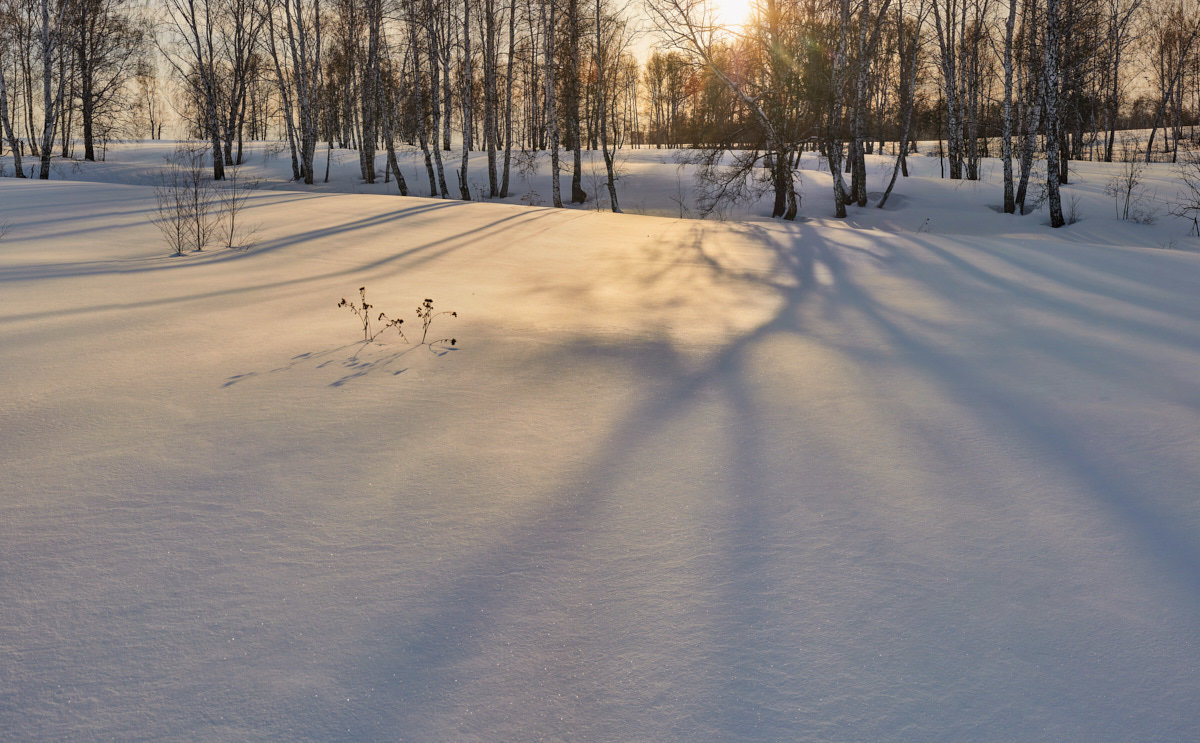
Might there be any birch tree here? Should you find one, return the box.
[458,0,472,199]
[0,52,24,176]
[1143,0,1200,162]
[275,0,323,184]
[1044,0,1065,227]
[542,0,562,207]
[73,0,145,162]
[162,0,227,180]
[645,0,801,218]
[1000,0,1017,212]
[879,0,927,208]
[35,0,68,179]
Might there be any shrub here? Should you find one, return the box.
[338,288,457,347]
[415,297,457,344]
[338,287,408,342]
[151,144,219,255]
[217,164,261,250]
[1170,148,1200,236]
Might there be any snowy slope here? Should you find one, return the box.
[1,144,1199,742]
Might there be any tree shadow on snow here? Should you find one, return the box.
[333,217,1200,741]
[3,203,555,327]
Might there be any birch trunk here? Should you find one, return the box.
[567,0,585,203]
[424,0,449,196]
[931,0,963,179]
[360,0,380,184]
[0,66,24,177]
[595,0,619,211]
[408,16,440,195]
[38,0,61,180]
[879,0,922,208]
[264,4,301,180]
[500,0,516,196]
[1001,0,1016,213]
[484,0,499,196]
[1044,0,1064,227]
[827,0,851,217]
[543,0,562,208]
[459,0,472,200]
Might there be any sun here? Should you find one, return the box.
[712,0,755,27]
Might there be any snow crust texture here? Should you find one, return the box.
[2,144,1199,742]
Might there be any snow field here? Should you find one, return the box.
[1,143,1199,741]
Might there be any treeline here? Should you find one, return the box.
[0,0,643,208]
[0,0,153,177]
[155,0,647,208]
[0,0,1198,224]
[648,0,1200,224]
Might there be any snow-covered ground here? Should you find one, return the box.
[2,142,1199,742]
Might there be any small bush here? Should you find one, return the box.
[1170,148,1200,236]
[1101,137,1158,225]
[338,288,456,346]
[152,144,219,255]
[338,287,408,342]
[415,297,457,345]
[516,149,542,206]
[1066,191,1082,225]
[218,165,261,249]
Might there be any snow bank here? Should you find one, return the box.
[1,144,1198,741]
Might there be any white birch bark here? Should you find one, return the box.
[1044,0,1064,227]
[542,0,562,207]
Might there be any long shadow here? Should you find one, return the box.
[704,221,1200,736]
[886,236,1200,425]
[6,191,328,249]
[223,198,466,259]
[335,219,836,740]
[0,196,460,286]
[898,235,1200,353]
[819,235,1200,599]
[13,178,1185,737]
[290,214,1200,739]
[0,204,556,326]
[980,236,1200,321]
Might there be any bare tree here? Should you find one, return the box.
[261,0,301,179]
[217,0,264,167]
[422,0,450,195]
[73,0,146,162]
[270,0,323,184]
[376,13,407,195]
[1143,0,1200,162]
[1000,0,1018,212]
[879,0,928,208]
[0,44,25,177]
[593,0,631,211]
[1044,0,1065,227]
[161,0,227,180]
[542,0,561,207]
[1170,147,1200,234]
[645,0,802,218]
[36,0,69,179]
[499,0,516,195]
[482,0,500,196]
[1101,0,1142,162]
[457,0,472,200]
[565,0,586,202]
[407,2,445,196]
[132,56,163,139]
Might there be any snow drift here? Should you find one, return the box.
[1,143,1198,742]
